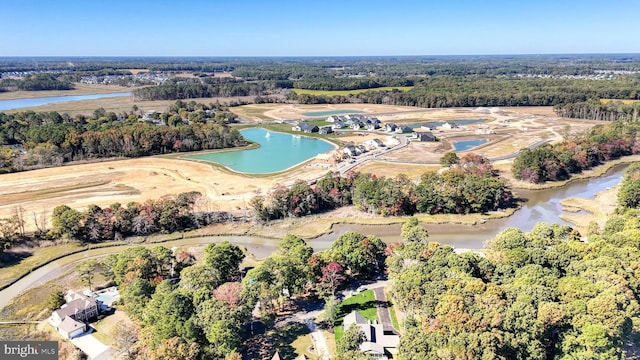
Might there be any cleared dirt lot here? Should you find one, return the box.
[0,156,331,228]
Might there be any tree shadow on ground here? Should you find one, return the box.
[243,322,310,360]
[336,300,377,319]
[0,250,32,268]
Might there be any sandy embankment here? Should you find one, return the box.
[0,156,331,231]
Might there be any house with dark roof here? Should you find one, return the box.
[301,123,319,133]
[384,123,397,132]
[395,125,412,134]
[319,126,333,134]
[414,131,436,142]
[343,310,399,359]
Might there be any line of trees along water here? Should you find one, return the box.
[0,101,244,173]
[250,153,514,221]
[512,121,640,183]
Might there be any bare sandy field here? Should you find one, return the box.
[0,156,332,229]
[231,103,421,121]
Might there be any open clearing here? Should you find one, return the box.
[0,156,331,227]
[293,86,413,96]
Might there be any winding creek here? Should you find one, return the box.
[0,92,132,111]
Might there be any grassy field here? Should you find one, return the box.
[334,290,378,341]
[293,86,414,96]
[600,99,640,105]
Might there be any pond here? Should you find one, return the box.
[303,109,364,117]
[185,128,335,173]
[452,139,488,152]
[0,92,132,111]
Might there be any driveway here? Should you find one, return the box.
[372,287,396,333]
[305,319,331,360]
[70,327,116,360]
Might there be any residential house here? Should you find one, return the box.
[363,138,385,150]
[343,311,400,359]
[384,123,397,132]
[343,145,358,157]
[395,125,412,134]
[319,126,333,134]
[291,124,302,132]
[351,121,364,130]
[441,122,459,130]
[332,120,346,130]
[57,317,86,339]
[49,290,100,339]
[412,129,436,142]
[301,124,319,133]
[327,115,346,123]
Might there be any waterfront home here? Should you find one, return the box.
[49,290,100,339]
[441,122,459,130]
[302,124,319,133]
[319,126,333,134]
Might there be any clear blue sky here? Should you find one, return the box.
[2,0,639,56]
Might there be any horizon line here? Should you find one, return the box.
[1,52,640,59]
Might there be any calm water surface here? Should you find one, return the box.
[185,128,335,173]
[453,139,489,152]
[0,92,132,111]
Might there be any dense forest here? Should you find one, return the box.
[555,100,640,121]
[0,73,74,91]
[250,153,514,221]
[3,55,639,76]
[512,121,640,183]
[5,55,640,108]
[0,101,244,173]
[132,81,276,101]
[97,228,387,359]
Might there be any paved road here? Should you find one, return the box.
[0,262,63,310]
